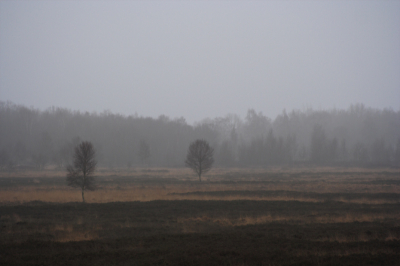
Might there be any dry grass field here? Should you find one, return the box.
[0,167,399,265]
[1,167,399,203]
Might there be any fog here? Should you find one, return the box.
[1,102,399,169]
[1,1,399,124]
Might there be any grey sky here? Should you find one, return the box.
[1,1,399,124]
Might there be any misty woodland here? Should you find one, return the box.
[1,101,399,169]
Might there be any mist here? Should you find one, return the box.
[1,2,400,260]
[1,101,399,169]
[1,1,399,124]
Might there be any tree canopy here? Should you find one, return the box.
[66,141,97,202]
[185,139,214,181]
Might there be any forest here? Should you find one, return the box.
[1,101,399,169]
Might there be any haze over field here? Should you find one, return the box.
[1,1,399,124]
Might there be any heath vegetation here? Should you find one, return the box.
[0,167,399,265]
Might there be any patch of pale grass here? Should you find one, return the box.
[177,212,399,228]
[385,232,400,241]
[0,214,100,243]
[54,219,104,242]
[312,213,399,223]
[54,230,98,242]
[336,197,400,204]
[52,222,102,242]
[211,215,289,226]
[0,187,82,203]
[316,232,400,243]
[295,247,398,257]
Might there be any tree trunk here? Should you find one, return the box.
[82,186,85,203]
[198,173,201,182]
[82,174,85,203]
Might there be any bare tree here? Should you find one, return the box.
[66,141,97,203]
[185,139,214,182]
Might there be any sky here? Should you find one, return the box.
[1,1,399,124]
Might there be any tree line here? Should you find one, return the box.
[0,101,399,169]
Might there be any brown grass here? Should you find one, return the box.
[295,248,399,257]
[177,212,399,227]
[1,184,398,204]
[1,167,399,204]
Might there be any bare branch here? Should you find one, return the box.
[185,139,214,182]
[66,141,97,202]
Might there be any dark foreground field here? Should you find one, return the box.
[0,168,399,265]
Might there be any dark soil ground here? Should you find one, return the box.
[0,168,399,265]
